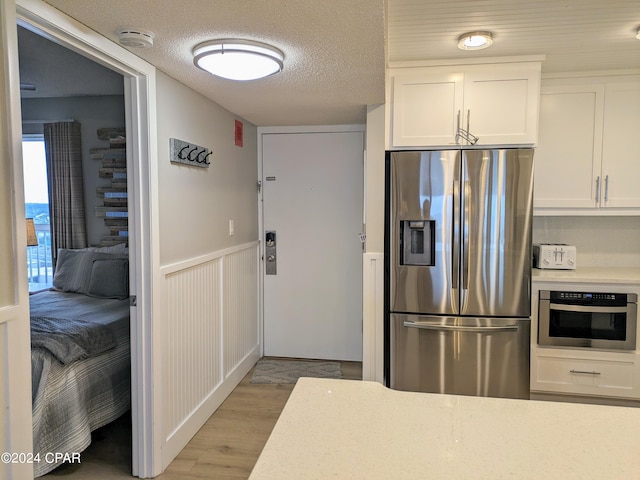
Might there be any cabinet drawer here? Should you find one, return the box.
[536,356,634,393]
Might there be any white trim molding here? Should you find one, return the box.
[362,252,384,382]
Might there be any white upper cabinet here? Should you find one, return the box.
[463,67,540,146]
[534,83,604,209]
[534,77,640,215]
[600,82,640,209]
[391,71,463,147]
[388,62,541,149]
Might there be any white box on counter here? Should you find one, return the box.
[533,244,576,270]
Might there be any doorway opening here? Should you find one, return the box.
[14,5,155,474]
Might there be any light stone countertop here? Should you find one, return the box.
[249,378,640,480]
[533,267,640,284]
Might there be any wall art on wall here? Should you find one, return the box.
[169,138,212,168]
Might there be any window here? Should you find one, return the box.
[23,137,53,291]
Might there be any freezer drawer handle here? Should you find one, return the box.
[570,369,601,376]
[403,321,519,332]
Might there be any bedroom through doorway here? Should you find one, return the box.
[18,23,134,478]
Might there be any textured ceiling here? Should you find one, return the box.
[41,0,386,126]
[20,0,640,127]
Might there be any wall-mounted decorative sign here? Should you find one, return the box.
[170,138,212,168]
[92,127,128,247]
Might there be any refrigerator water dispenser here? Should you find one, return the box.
[400,220,435,266]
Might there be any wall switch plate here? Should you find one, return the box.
[229,219,234,236]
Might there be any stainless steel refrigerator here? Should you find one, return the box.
[387,149,533,399]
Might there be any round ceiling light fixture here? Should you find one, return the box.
[193,39,284,81]
[636,26,640,40]
[117,28,154,48]
[457,31,493,50]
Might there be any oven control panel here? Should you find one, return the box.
[546,290,634,306]
[557,292,615,301]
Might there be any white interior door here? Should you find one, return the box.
[262,130,363,361]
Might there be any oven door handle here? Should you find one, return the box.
[403,320,519,333]
[549,303,629,313]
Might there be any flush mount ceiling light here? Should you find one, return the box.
[193,39,284,81]
[636,27,640,40]
[457,31,493,50]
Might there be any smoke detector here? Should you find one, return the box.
[117,28,154,48]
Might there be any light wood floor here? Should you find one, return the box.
[44,358,362,479]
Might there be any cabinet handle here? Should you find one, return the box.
[569,369,601,376]
[595,176,601,204]
[604,174,609,203]
[455,110,461,144]
[466,109,471,138]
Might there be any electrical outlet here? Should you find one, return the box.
[229,219,234,236]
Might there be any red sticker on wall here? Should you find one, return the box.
[234,119,243,147]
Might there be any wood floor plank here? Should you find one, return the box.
[44,358,362,479]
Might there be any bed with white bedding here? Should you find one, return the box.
[30,247,131,477]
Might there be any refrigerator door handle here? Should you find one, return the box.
[403,320,519,333]
[452,180,460,290]
[462,180,470,290]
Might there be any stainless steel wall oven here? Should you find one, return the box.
[538,290,637,350]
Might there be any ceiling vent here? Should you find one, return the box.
[117,28,154,48]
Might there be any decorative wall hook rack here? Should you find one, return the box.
[170,138,212,168]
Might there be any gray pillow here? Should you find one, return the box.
[86,258,129,299]
[82,243,128,254]
[52,249,127,294]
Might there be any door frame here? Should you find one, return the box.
[13,0,161,476]
[257,124,365,359]
[1,1,32,477]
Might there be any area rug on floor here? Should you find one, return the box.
[250,359,342,384]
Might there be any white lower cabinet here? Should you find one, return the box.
[533,351,637,398]
[531,277,640,403]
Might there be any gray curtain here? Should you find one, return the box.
[44,121,87,265]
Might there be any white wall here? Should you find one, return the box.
[533,216,640,268]
[154,71,260,469]
[155,72,258,265]
[21,95,126,246]
[362,104,385,382]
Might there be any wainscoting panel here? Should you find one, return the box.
[160,241,260,468]
[362,252,384,383]
[223,246,259,377]
[164,257,223,435]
